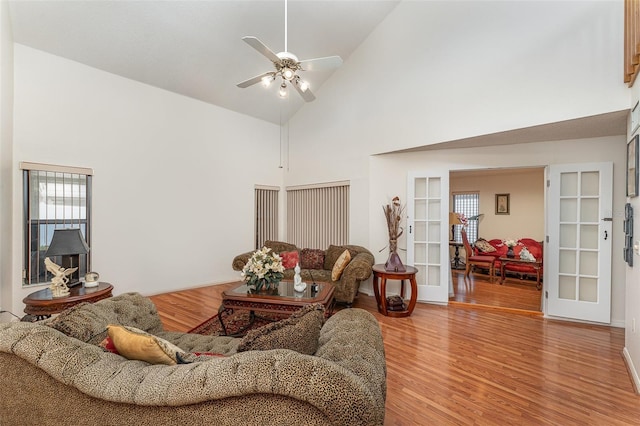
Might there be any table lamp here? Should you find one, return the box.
[449,212,462,241]
[45,228,90,286]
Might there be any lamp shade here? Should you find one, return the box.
[45,228,90,257]
[449,212,462,226]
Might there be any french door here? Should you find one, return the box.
[406,171,450,303]
[546,162,613,323]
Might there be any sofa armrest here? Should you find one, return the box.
[316,308,386,424]
[342,252,375,281]
[232,250,254,271]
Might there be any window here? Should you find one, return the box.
[452,192,479,243]
[21,163,92,285]
[286,181,349,249]
[255,186,279,249]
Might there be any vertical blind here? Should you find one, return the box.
[21,162,93,285]
[255,186,279,249]
[453,192,479,243]
[286,182,349,249]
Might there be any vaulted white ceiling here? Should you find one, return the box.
[8,0,399,125]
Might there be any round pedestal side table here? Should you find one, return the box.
[22,282,114,320]
[372,264,418,317]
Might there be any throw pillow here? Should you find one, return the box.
[474,238,496,253]
[300,248,325,270]
[98,336,119,354]
[46,302,108,344]
[324,244,356,270]
[280,251,299,269]
[331,249,351,281]
[237,303,325,355]
[107,324,184,365]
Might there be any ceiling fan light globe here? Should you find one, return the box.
[279,83,288,98]
[261,75,273,87]
[282,67,295,80]
[299,80,309,92]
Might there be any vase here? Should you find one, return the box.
[506,246,515,258]
[385,239,406,272]
[253,279,279,293]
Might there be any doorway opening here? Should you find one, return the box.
[448,167,545,313]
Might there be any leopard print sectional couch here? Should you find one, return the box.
[0,292,386,425]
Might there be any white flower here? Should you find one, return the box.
[503,239,517,247]
[241,246,285,290]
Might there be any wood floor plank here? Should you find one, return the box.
[149,278,640,425]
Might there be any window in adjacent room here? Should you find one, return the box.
[21,162,93,285]
[255,186,279,249]
[286,181,349,249]
[452,192,479,243]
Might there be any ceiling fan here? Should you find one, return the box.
[236,0,343,102]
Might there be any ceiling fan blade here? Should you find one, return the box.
[237,72,273,88]
[242,36,281,63]
[298,56,343,71]
[293,79,316,102]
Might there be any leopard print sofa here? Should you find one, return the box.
[0,292,386,425]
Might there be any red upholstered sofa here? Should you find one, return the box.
[472,238,543,280]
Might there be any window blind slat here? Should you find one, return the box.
[287,184,349,249]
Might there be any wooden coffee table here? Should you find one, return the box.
[22,282,114,320]
[218,280,335,335]
[499,256,543,290]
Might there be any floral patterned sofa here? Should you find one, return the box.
[232,241,374,306]
[472,238,543,280]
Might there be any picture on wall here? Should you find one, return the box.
[627,135,639,198]
[495,193,510,215]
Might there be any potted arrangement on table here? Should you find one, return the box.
[383,196,406,272]
[241,247,285,292]
[503,238,518,258]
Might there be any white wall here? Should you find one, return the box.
[7,45,281,314]
[365,138,627,326]
[0,0,14,321]
[450,168,545,241]
[287,0,628,248]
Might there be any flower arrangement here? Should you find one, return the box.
[241,247,285,291]
[503,239,517,247]
[455,212,469,227]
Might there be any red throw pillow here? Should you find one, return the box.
[280,251,299,269]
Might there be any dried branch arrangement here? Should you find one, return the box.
[383,196,406,271]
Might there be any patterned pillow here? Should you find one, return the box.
[237,303,325,355]
[331,249,351,281]
[300,248,325,270]
[280,251,299,269]
[474,238,496,253]
[46,302,109,344]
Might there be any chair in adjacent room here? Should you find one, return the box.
[460,228,496,282]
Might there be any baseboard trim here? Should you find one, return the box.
[622,347,640,395]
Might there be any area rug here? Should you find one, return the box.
[189,310,284,336]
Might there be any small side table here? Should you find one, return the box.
[22,282,114,320]
[372,264,418,317]
[449,240,465,270]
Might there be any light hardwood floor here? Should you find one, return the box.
[150,277,640,425]
[450,269,543,313]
